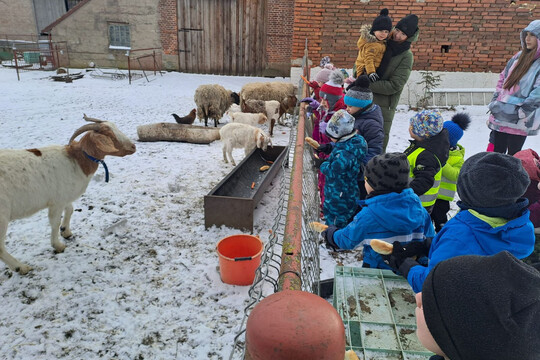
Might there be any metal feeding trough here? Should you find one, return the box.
[204,145,288,232]
[333,267,434,360]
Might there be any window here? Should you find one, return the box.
[109,24,131,49]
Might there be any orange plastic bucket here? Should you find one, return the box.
[216,234,264,285]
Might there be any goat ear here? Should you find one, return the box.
[256,132,263,148]
[88,132,118,154]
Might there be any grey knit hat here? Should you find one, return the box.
[457,152,530,208]
[422,251,540,360]
[325,109,355,140]
[365,153,410,192]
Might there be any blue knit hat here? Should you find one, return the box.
[325,109,355,139]
[344,75,373,108]
[443,113,471,147]
[410,110,443,139]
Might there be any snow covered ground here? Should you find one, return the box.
[1,67,540,360]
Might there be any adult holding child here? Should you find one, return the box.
[368,14,419,151]
[487,20,540,155]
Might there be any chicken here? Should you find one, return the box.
[172,109,196,125]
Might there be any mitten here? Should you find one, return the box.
[368,73,380,82]
[309,81,320,89]
[320,121,328,134]
[382,241,420,272]
[313,157,327,169]
[321,226,339,251]
[317,143,334,155]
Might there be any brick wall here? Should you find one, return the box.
[286,0,540,73]
[158,0,178,56]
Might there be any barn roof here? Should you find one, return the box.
[41,0,92,34]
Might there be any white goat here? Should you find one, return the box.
[230,112,267,126]
[225,103,242,118]
[219,123,272,166]
[0,115,136,274]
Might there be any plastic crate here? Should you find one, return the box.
[333,266,434,360]
[23,51,40,64]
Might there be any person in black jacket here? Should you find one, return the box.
[404,110,450,213]
[344,75,384,199]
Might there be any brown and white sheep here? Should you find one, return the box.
[0,115,136,274]
[242,99,280,136]
[194,84,240,127]
[219,123,272,166]
[240,81,298,124]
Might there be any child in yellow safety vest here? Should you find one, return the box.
[404,110,450,214]
[430,113,471,231]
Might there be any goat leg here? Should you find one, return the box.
[0,218,32,274]
[60,204,74,239]
[48,206,66,253]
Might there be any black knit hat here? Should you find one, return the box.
[371,8,392,34]
[365,153,410,192]
[457,152,529,208]
[422,251,540,360]
[395,14,418,38]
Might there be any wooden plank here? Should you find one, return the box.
[195,0,202,74]
[177,0,186,71]
[186,0,195,73]
[202,0,210,73]
[243,0,250,75]
[230,0,237,75]
[236,0,243,75]
[216,0,223,75]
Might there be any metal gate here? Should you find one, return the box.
[177,0,267,76]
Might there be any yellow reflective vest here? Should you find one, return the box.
[407,148,442,207]
[438,144,465,201]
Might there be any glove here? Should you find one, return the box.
[317,143,333,155]
[368,73,380,82]
[313,157,327,168]
[309,81,320,89]
[382,240,430,275]
[300,97,320,109]
[321,226,339,251]
[319,121,328,134]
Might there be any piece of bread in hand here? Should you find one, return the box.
[344,350,360,360]
[305,136,320,150]
[310,221,328,233]
[370,239,393,255]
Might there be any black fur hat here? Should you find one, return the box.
[371,8,392,35]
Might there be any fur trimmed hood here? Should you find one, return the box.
[359,24,380,44]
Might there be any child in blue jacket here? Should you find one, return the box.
[318,109,367,228]
[384,152,535,293]
[322,152,435,269]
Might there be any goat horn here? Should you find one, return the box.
[83,114,105,123]
[69,123,101,144]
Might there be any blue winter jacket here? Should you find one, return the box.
[333,188,435,269]
[352,104,384,165]
[320,133,367,227]
[407,208,535,293]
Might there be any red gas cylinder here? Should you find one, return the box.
[245,290,345,360]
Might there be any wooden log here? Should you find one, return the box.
[136,122,220,144]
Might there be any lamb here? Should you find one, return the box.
[0,115,136,274]
[242,99,280,136]
[240,81,298,124]
[230,112,267,126]
[219,123,272,166]
[194,84,240,127]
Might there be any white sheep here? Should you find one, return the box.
[194,84,240,127]
[219,123,272,166]
[225,103,242,119]
[242,99,280,136]
[230,112,267,126]
[0,115,136,274]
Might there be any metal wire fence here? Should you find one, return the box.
[228,86,322,359]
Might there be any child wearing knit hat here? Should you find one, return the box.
[404,109,450,214]
[430,113,471,231]
[317,109,367,228]
[344,75,384,199]
[322,152,435,270]
[353,8,393,82]
[382,151,535,293]
[416,251,540,359]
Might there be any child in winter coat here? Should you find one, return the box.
[343,75,384,199]
[322,153,435,270]
[353,8,393,81]
[301,70,347,212]
[514,148,540,269]
[404,110,450,214]
[416,251,540,360]
[309,63,334,101]
[430,113,471,231]
[383,152,535,293]
[317,109,367,228]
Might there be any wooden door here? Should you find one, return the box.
[177,0,266,76]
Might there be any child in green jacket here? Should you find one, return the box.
[430,113,471,231]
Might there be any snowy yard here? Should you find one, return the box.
[1,67,540,359]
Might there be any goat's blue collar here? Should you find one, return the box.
[84,152,109,182]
